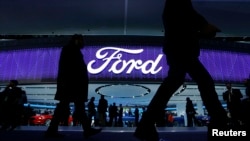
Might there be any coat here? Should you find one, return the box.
[54,44,89,102]
[223,88,243,110]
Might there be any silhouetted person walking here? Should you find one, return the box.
[45,34,101,138]
[186,97,197,127]
[223,82,243,126]
[134,0,228,141]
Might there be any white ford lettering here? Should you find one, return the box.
[87,47,163,74]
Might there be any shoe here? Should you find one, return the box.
[134,123,159,141]
[83,128,102,139]
[44,131,65,138]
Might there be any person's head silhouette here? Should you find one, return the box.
[69,34,84,49]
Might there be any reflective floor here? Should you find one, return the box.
[0,126,208,141]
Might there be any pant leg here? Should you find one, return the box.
[186,58,228,124]
[87,113,93,127]
[1,105,13,129]
[73,100,91,131]
[229,107,241,126]
[134,57,186,141]
[10,104,22,128]
[187,114,193,127]
[47,101,70,133]
[143,56,186,124]
[98,112,107,127]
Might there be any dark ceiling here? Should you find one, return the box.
[0,0,250,39]
[1,0,250,107]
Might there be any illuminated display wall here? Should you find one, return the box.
[0,43,250,83]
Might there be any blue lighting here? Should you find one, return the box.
[24,103,56,109]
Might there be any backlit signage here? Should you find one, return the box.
[87,47,164,74]
[0,45,250,83]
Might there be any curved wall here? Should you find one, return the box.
[0,36,250,84]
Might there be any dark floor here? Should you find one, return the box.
[0,126,207,141]
[0,126,248,141]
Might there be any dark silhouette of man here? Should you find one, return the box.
[134,0,228,141]
[97,95,108,127]
[109,102,118,127]
[0,80,24,131]
[117,104,124,127]
[87,97,96,127]
[134,105,139,127]
[223,82,243,126]
[45,34,101,138]
[186,97,197,127]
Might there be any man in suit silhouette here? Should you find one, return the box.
[186,97,197,127]
[223,82,243,126]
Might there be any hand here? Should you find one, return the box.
[200,23,221,38]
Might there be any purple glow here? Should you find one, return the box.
[200,49,250,82]
[0,48,61,82]
[0,46,249,83]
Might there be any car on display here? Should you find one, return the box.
[29,113,53,126]
[28,111,210,127]
[29,114,73,126]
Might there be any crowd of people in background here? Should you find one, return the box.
[184,80,250,129]
[0,78,249,141]
[85,94,176,128]
[1,78,250,130]
[0,84,174,129]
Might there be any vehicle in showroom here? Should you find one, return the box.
[29,113,73,126]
